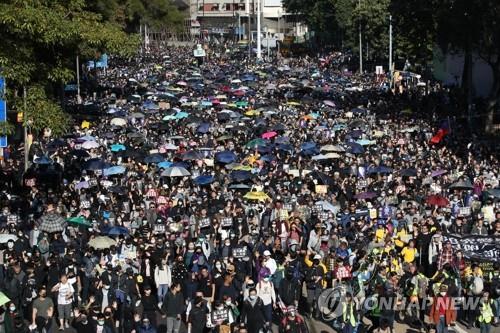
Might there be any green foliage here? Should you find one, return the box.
[0,121,15,136]
[352,0,390,61]
[16,85,70,137]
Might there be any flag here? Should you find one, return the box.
[430,119,451,144]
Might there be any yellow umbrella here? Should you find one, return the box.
[233,165,252,171]
[244,191,270,201]
[287,101,301,106]
[372,130,385,138]
[245,110,260,116]
[81,120,91,129]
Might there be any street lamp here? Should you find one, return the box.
[263,26,270,60]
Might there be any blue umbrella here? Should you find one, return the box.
[349,130,363,139]
[197,123,211,134]
[157,161,173,169]
[215,151,237,164]
[346,142,364,154]
[110,144,126,152]
[257,145,272,154]
[103,166,126,176]
[368,166,393,174]
[175,111,189,119]
[33,156,53,165]
[260,154,276,163]
[79,135,96,141]
[194,175,215,185]
[277,144,294,152]
[274,136,290,144]
[301,148,320,156]
[300,142,317,151]
[83,159,111,170]
[104,226,129,236]
[144,154,164,164]
[172,161,190,169]
[230,170,253,181]
[201,101,213,107]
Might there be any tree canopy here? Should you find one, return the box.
[0,0,183,137]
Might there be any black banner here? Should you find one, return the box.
[444,234,499,264]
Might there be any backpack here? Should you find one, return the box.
[471,276,484,295]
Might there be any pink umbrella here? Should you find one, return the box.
[262,131,278,139]
[232,90,245,96]
[323,100,336,107]
[176,81,187,86]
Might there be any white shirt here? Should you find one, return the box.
[264,257,277,275]
[57,282,74,305]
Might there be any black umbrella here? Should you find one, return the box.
[400,168,418,177]
[309,171,336,187]
[39,213,66,233]
[449,179,473,190]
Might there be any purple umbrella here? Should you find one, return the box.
[354,191,377,200]
[324,100,336,107]
[431,170,447,177]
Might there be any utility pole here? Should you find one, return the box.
[256,0,262,60]
[389,15,393,80]
[23,86,28,172]
[76,55,81,104]
[358,0,363,73]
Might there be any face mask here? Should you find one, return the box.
[98,320,105,326]
[215,264,222,269]
[9,306,16,312]
[263,277,270,282]
[103,285,110,290]
[440,292,446,296]
[289,312,296,317]
[225,300,231,305]
[225,242,230,246]
[216,306,224,311]
[249,295,257,300]
[82,320,88,325]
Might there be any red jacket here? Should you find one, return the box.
[430,296,455,325]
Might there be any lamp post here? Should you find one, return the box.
[256,0,262,60]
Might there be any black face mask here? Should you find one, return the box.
[313,259,320,266]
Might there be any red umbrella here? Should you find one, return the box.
[262,131,278,139]
[232,90,245,96]
[426,195,449,207]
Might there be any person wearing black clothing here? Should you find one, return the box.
[416,225,432,276]
[141,285,162,327]
[188,296,208,333]
[279,269,301,307]
[241,289,267,333]
[161,283,185,333]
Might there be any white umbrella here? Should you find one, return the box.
[82,140,100,150]
[312,154,328,161]
[88,236,117,249]
[320,144,345,152]
[162,143,178,150]
[0,234,17,244]
[324,152,341,159]
[110,118,127,126]
[161,167,191,177]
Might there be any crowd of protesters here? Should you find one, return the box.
[0,43,498,333]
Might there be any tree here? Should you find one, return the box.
[0,0,139,136]
[391,0,500,133]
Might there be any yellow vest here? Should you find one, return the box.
[479,301,493,323]
[342,303,357,327]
